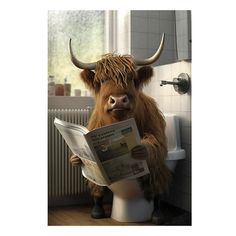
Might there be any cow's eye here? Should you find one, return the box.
[128,75,135,82]
[100,79,106,84]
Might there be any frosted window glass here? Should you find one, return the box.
[48,11,105,95]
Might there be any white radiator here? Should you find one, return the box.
[48,108,91,197]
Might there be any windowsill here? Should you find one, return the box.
[48,96,94,109]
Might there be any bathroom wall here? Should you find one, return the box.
[143,61,191,212]
[131,10,177,66]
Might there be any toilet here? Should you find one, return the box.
[164,113,186,172]
[108,114,186,222]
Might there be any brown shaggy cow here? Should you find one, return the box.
[69,33,172,221]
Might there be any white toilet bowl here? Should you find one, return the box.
[109,179,154,222]
[108,114,185,222]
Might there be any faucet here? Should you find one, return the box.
[160,73,190,94]
[160,80,182,86]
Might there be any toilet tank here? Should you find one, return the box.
[165,113,181,151]
[164,113,186,164]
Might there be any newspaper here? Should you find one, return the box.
[54,117,150,186]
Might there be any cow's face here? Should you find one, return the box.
[69,33,165,122]
[80,64,153,122]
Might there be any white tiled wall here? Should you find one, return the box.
[131,10,177,66]
[143,61,192,212]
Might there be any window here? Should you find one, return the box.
[48,11,105,96]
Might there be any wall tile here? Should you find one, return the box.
[159,10,175,20]
[171,62,181,78]
[162,96,172,112]
[180,94,191,111]
[179,111,191,127]
[148,18,160,34]
[182,143,192,162]
[147,10,160,19]
[131,32,148,49]
[131,10,176,66]
[165,35,175,50]
[175,10,187,20]
[181,126,191,145]
[131,16,148,33]
[171,95,181,111]
[160,20,175,35]
[178,159,192,177]
[131,48,149,59]
[148,33,162,48]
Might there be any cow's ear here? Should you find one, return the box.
[80,69,100,92]
[135,66,153,89]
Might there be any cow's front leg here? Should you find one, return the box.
[88,182,106,219]
[91,196,105,219]
[70,155,106,218]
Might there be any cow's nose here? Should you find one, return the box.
[108,94,129,108]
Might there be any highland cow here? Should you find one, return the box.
[69,33,172,221]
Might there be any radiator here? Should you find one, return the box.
[48,108,91,197]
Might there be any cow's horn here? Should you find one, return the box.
[134,32,165,66]
[69,38,96,70]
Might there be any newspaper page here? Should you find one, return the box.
[85,118,150,183]
[54,118,110,186]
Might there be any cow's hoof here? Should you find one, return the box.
[91,205,105,219]
[152,209,165,225]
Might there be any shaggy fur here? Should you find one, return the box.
[95,53,136,88]
[78,53,172,200]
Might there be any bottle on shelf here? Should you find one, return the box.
[48,75,55,96]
